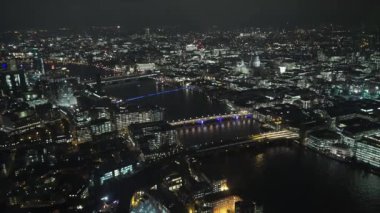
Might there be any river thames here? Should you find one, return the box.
[104,79,380,213]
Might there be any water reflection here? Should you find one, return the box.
[198,147,380,213]
[177,118,260,147]
[104,79,228,120]
[104,79,380,213]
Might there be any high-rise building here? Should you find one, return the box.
[0,59,28,94]
[249,52,261,68]
[145,28,151,40]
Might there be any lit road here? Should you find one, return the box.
[169,112,252,126]
[250,130,299,141]
[85,73,157,85]
[194,130,299,153]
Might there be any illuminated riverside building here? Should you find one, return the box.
[129,121,177,151]
[115,105,163,131]
[306,130,341,151]
[306,130,353,159]
[338,117,380,148]
[356,135,380,168]
[136,63,156,72]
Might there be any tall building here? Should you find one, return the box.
[40,58,45,75]
[0,59,28,94]
[145,28,151,40]
[250,52,261,68]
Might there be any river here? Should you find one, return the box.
[104,79,380,213]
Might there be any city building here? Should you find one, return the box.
[130,191,170,213]
[356,134,380,168]
[163,173,183,192]
[0,60,28,95]
[115,104,163,131]
[129,121,178,151]
[90,118,115,137]
[306,129,341,152]
[338,117,380,148]
[1,109,41,136]
[136,63,156,72]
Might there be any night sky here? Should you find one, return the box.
[1,0,379,30]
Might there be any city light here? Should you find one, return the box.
[1,5,380,213]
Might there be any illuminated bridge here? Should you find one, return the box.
[169,112,253,126]
[194,130,299,153]
[126,86,195,102]
[85,73,157,85]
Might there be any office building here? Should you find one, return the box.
[356,134,380,168]
[129,121,177,151]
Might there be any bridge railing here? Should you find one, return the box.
[169,112,253,126]
[84,74,157,84]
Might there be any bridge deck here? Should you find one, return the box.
[193,130,299,153]
[169,112,252,126]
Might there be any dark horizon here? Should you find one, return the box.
[1,0,380,31]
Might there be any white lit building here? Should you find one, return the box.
[99,164,134,185]
[356,135,380,168]
[115,105,163,131]
[136,63,156,72]
[306,130,341,152]
[164,173,183,192]
[90,118,114,136]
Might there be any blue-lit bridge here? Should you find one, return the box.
[169,112,253,126]
[85,73,157,86]
[126,86,195,102]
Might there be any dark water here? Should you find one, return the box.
[104,79,227,121]
[199,147,380,213]
[104,79,380,213]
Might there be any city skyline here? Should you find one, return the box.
[1,1,380,213]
